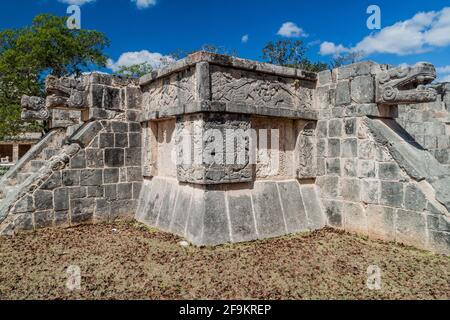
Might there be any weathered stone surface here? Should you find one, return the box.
[80,169,103,186]
[203,189,230,245]
[380,181,404,207]
[169,185,193,236]
[336,80,351,105]
[323,200,342,228]
[301,184,326,230]
[54,188,69,211]
[351,76,374,103]
[70,122,103,148]
[396,209,427,248]
[227,191,257,242]
[278,181,308,233]
[366,205,396,241]
[34,190,53,211]
[105,148,125,167]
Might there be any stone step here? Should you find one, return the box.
[30,160,47,173]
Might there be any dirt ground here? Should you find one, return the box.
[0,220,449,300]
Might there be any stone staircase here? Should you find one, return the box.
[0,129,66,223]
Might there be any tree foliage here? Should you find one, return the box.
[0,14,110,139]
[261,40,328,72]
[115,62,153,78]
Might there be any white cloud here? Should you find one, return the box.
[277,22,308,38]
[319,41,349,56]
[441,74,450,82]
[320,7,450,57]
[131,0,157,9]
[58,0,95,5]
[241,34,249,43]
[437,65,450,73]
[107,50,174,72]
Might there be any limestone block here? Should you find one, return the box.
[54,188,69,211]
[326,158,341,175]
[86,149,104,168]
[34,211,54,229]
[351,76,374,103]
[278,181,308,233]
[322,199,343,228]
[404,184,427,212]
[70,150,86,169]
[34,190,53,211]
[396,209,427,248]
[378,162,401,180]
[316,175,340,198]
[341,139,358,158]
[361,180,379,204]
[336,80,351,106]
[153,180,175,231]
[327,139,340,157]
[41,172,62,190]
[328,119,343,137]
[80,169,103,186]
[343,202,367,234]
[342,158,357,177]
[203,189,230,245]
[366,205,396,241]
[252,182,286,239]
[341,178,361,202]
[227,190,258,243]
[70,198,95,224]
[105,148,125,167]
[170,185,193,237]
[301,184,326,230]
[380,181,404,207]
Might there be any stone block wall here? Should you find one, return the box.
[0,73,143,234]
[315,63,450,255]
[398,83,450,168]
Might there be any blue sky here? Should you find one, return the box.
[1,0,450,81]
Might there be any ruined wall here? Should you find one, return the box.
[398,83,450,168]
[315,63,450,255]
[0,73,143,234]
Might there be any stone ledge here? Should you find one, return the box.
[139,101,318,122]
[140,51,317,86]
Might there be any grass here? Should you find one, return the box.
[0,220,449,300]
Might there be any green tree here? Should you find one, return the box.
[330,51,365,69]
[261,40,328,72]
[115,62,153,78]
[0,14,110,139]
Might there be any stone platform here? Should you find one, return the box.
[0,52,449,255]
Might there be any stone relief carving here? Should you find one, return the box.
[211,66,314,110]
[45,75,88,110]
[375,62,438,105]
[142,69,195,112]
[21,95,49,121]
[296,121,317,179]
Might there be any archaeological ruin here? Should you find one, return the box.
[0,51,449,255]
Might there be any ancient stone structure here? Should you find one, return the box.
[0,52,449,255]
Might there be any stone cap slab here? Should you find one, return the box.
[140,51,317,86]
